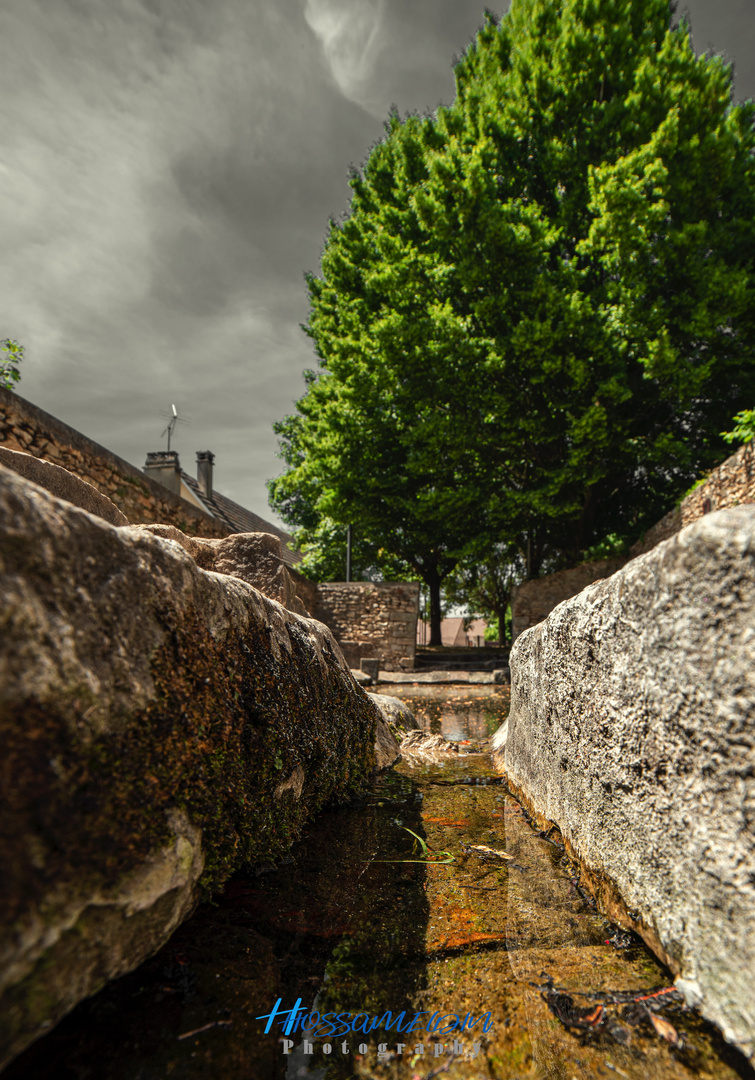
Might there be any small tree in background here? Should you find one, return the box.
[0,340,23,390]
[445,544,523,647]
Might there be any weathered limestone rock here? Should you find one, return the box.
[367,693,419,742]
[0,463,385,1069]
[493,507,755,1062]
[0,446,129,527]
[367,693,417,768]
[133,525,311,615]
[399,730,459,763]
[373,715,402,770]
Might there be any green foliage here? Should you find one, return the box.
[721,408,755,446]
[444,544,521,646]
[374,825,455,865]
[0,339,23,390]
[271,0,755,631]
[484,610,512,643]
[581,532,629,562]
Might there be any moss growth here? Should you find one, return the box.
[0,605,379,931]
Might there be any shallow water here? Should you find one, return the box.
[5,688,753,1080]
[374,684,511,743]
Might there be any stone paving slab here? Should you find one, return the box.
[378,670,506,685]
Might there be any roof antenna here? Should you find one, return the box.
[160,403,189,452]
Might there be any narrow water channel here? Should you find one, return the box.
[5,687,753,1080]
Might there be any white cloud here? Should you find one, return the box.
[304,0,386,115]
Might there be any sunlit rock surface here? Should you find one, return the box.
[493,507,755,1062]
[0,463,384,1069]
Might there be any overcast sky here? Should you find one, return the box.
[2,0,753,526]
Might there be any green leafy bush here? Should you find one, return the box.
[0,339,23,390]
[721,409,755,446]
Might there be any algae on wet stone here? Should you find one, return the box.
[0,465,384,1068]
[1,603,378,930]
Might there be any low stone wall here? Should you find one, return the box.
[0,387,230,538]
[314,582,420,671]
[631,441,755,556]
[511,558,627,640]
[494,506,755,1063]
[0,462,394,1069]
[511,443,755,637]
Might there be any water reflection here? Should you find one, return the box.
[373,684,510,742]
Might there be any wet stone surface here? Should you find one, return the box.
[4,688,753,1080]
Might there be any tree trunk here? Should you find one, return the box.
[427,570,443,647]
[496,603,507,647]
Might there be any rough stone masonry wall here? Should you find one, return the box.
[631,440,755,556]
[511,558,628,641]
[0,387,230,539]
[315,582,420,671]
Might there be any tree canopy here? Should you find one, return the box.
[269,0,755,643]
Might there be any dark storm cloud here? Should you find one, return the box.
[0,0,752,521]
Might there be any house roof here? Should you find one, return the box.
[180,471,302,567]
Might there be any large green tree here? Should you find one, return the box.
[270,0,755,638]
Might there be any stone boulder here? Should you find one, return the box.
[0,463,385,1069]
[367,693,419,742]
[0,446,128,526]
[399,730,459,763]
[493,507,755,1063]
[132,525,311,616]
[366,693,418,769]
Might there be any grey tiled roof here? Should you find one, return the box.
[181,472,302,567]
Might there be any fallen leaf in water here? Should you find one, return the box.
[430,931,508,950]
[650,1014,680,1046]
[470,844,514,860]
[543,992,606,1030]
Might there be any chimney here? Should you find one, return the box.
[196,449,214,499]
[144,450,181,497]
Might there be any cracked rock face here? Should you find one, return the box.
[493,506,755,1062]
[0,463,384,1069]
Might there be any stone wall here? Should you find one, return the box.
[290,567,319,617]
[0,387,230,538]
[631,440,755,556]
[511,442,755,638]
[511,558,628,641]
[314,582,420,671]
